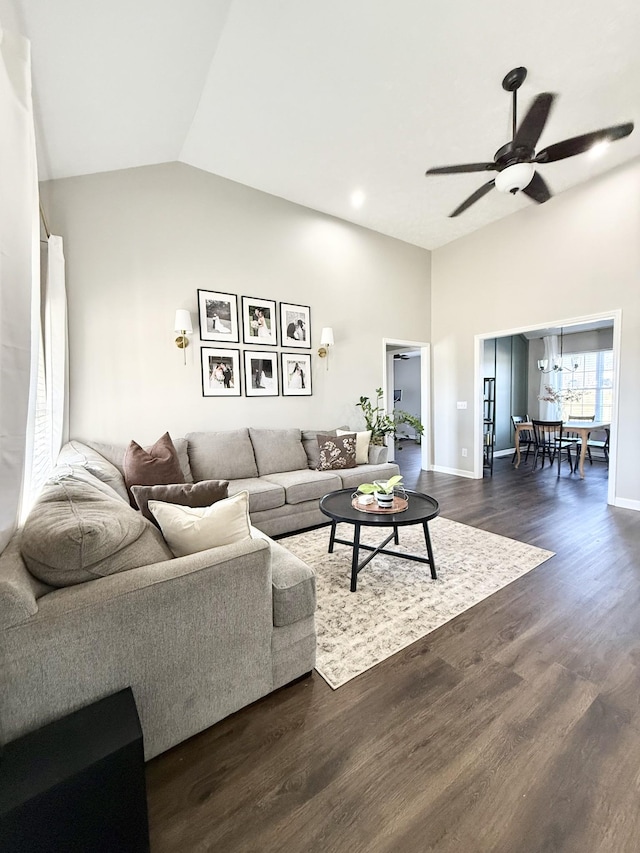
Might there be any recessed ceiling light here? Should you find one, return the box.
[588,141,610,159]
[351,189,365,208]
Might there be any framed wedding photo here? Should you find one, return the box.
[241,295,277,346]
[201,347,241,397]
[197,289,239,342]
[281,353,312,396]
[280,302,311,349]
[244,350,279,397]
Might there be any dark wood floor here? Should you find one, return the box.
[146,445,640,853]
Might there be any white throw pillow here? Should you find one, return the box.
[148,491,251,557]
[337,429,372,465]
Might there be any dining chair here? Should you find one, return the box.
[531,420,576,476]
[511,415,534,465]
[581,426,610,465]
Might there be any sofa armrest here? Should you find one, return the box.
[367,444,389,464]
[32,536,270,621]
[1,536,274,757]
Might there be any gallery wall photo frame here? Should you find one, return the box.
[201,347,241,397]
[197,289,239,343]
[244,350,280,397]
[281,352,312,396]
[241,296,278,346]
[280,302,311,349]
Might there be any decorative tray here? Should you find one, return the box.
[351,496,409,514]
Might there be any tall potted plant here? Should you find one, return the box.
[356,388,425,451]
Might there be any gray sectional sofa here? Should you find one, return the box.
[0,426,399,759]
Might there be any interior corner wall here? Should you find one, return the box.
[430,157,640,506]
[39,162,431,445]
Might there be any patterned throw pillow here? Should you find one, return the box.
[316,433,357,471]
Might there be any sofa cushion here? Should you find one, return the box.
[86,437,194,483]
[260,470,341,505]
[130,479,229,525]
[249,428,308,476]
[317,433,357,471]
[149,491,252,557]
[186,429,258,481]
[336,429,372,466]
[20,469,172,587]
[226,478,285,512]
[252,530,316,627]
[57,439,129,502]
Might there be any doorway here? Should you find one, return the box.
[382,338,431,471]
[474,310,621,506]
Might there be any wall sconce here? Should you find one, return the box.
[318,327,334,369]
[174,309,193,365]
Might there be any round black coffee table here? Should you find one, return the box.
[319,488,440,592]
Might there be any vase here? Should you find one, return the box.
[374,487,394,509]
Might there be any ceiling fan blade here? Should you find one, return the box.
[522,171,552,204]
[449,179,495,217]
[426,162,496,175]
[513,93,555,151]
[535,122,634,164]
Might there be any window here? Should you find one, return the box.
[560,350,613,422]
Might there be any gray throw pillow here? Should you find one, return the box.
[317,433,357,471]
[130,480,229,525]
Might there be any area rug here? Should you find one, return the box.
[281,519,554,689]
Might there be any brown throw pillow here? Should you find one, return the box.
[317,433,357,471]
[130,480,229,525]
[124,432,185,507]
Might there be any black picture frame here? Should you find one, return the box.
[201,347,241,397]
[280,302,311,349]
[241,295,278,346]
[281,352,312,396]
[197,289,239,343]
[243,350,280,397]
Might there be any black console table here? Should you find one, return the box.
[0,687,149,852]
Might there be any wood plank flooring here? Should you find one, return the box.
[146,446,640,852]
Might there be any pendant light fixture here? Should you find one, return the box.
[537,328,580,373]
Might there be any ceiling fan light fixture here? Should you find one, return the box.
[494,162,535,194]
[588,140,610,159]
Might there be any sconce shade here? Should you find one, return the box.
[174,309,193,333]
[320,327,334,347]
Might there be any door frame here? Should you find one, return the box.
[473,309,621,505]
[382,338,431,471]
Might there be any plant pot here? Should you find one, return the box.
[374,490,394,509]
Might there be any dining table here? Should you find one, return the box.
[513,420,610,478]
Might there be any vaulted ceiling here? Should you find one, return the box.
[8,0,640,249]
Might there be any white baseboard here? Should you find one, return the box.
[612,497,640,512]
[432,465,477,479]
[494,448,514,458]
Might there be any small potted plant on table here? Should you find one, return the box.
[357,474,404,509]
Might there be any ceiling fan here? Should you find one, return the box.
[425,66,634,217]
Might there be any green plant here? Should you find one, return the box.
[356,388,425,447]
[357,474,403,495]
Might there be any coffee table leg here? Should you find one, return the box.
[350,523,361,592]
[423,521,437,579]
[328,520,337,553]
[393,525,399,545]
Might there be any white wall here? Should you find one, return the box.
[40,162,431,445]
[431,158,640,506]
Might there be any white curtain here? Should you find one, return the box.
[0,24,40,552]
[538,334,561,420]
[22,235,68,516]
